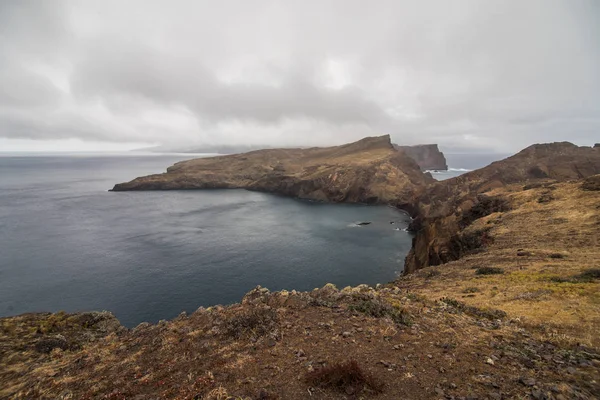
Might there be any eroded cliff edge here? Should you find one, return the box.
[393,144,448,171]
[112,135,433,206]
[404,142,600,274]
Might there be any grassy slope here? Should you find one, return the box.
[398,180,600,348]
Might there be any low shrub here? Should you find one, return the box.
[548,276,569,283]
[348,297,412,327]
[447,229,494,261]
[459,195,511,228]
[573,269,600,283]
[548,269,600,284]
[475,267,505,275]
[440,297,506,320]
[223,307,279,339]
[305,359,383,395]
[424,268,441,279]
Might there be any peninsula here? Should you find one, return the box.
[112,135,434,206]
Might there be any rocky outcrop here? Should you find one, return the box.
[582,174,600,191]
[112,135,434,205]
[404,142,600,274]
[393,144,448,171]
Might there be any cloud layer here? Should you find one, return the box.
[1,0,599,151]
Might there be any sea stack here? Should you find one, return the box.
[393,144,448,171]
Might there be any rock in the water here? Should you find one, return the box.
[394,144,448,171]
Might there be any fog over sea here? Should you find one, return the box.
[0,152,506,327]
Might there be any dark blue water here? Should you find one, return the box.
[0,154,412,327]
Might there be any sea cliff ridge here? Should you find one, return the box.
[111,135,434,207]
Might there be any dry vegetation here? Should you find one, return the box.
[399,180,600,348]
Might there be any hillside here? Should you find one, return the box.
[405,142,600,273]
[112,135,433,205]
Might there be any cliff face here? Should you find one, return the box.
[112,135,434,205]
[393,144,447,171]
[404,142,600,274]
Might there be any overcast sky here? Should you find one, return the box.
[0,0,598,152]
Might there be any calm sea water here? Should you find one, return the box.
[0,154,414,327]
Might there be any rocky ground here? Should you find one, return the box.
[2,177,599,399]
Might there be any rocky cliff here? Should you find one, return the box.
[112,135,433,205]
[404,142,600,274]
[393,144,447,171]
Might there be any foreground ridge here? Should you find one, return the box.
[2,177,600,399]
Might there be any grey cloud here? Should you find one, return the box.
[0,0,599,151]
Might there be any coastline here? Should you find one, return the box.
[3,177,599,398]
[2,143,600,398]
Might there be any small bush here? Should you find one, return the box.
[223,307,279,339]
[447,229,494,261]
[573,269,600,283]
[348,298,412,326]
[549,253,565,259]
[537,192,554,203]
[549,269,600,284]
[475,267,504,275]
[459,195,511,228]
[463,287,480,293]
[305,359,383,395]
[548,276,569,283]
[424,268,441,279]
[35,336,68,353]
[440,297,506,320]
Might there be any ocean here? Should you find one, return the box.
[0,152,506,327]
[428,153,510,180]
